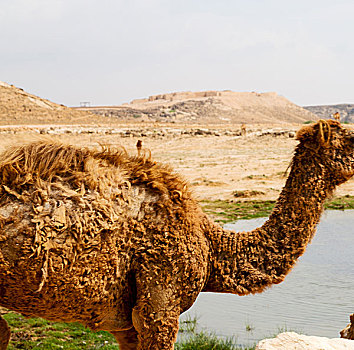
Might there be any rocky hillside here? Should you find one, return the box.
[303,104,354,123]
[79,90,317,124]
[0,81,107,125]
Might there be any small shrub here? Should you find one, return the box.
[176,331,242,350]
[245,323,255,332]
[179,315,198,333]
[232,190,265,198]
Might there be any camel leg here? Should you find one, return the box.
[0,315,10,350]
[131,281,180,350]
[111,327,138,350]
[132,305,179,350]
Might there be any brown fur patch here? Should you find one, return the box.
[296,119,340,147]
[0,140,192,204]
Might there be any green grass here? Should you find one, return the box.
[201,199,276,223]
[324,195,354,210]
[4,312,253,350]
[245,323,255,333]
[201,195,354,223]
[179,315,198,334]
[177,317,254,350]
[176,332,252,350]
[4,312,118,349]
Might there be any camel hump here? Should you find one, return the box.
[0,140,127,185]
[0,140,193,206]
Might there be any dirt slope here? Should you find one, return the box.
[80,90,318,124]
[0,81,107,125]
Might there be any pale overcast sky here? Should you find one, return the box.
[1,0,353,107]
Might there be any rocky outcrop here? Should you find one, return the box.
[256,332,354,350]
[131,90,222,104]
[304,104,354,123]
[80,90,318,124]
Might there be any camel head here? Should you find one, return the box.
[296,120,354,185]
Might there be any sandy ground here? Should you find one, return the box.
[0,123,352,202]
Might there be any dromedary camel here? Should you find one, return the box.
[341,314,354,340]
[333,112,341,122]
[0,120,353,349]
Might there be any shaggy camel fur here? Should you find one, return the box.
[341,314,354,340]
[0,120,353,349]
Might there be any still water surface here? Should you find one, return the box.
[181,210,354,346]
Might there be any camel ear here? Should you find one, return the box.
[296,120,334,147]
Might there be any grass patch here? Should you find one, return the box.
[177,316,253,350]
[201,199,276,223]
[4,312,118,349]
[179,315,198,333]
[325,195,354,210]
[3,312,253,350]
[201,196,354,223]
[176,331,252,350]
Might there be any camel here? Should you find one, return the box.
[0,120,353,349]
[136,140,142,157]
[241,123,247,136]
[333,112,341,122]
[341,314,354,340]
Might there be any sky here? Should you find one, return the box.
[1,0,354,107]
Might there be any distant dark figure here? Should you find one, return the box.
[333,112,341,122]
[241,123,247,137]
[137,140,142,156]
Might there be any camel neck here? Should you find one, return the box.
[203,152,333,295]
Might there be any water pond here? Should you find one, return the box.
[180,210,354,346]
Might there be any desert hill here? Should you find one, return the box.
[0,81,107,125]
[0,82,320,125]
[304,104,354,123]
[79,90,318,124]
